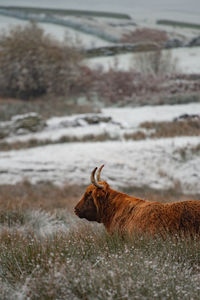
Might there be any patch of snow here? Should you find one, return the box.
[103,103,200,127]
[63,26,114,49]
[0,14,28,29]
[4,113,122,144]
[0,137,199,194]
[171,47,200,74]
[3,103,200,144]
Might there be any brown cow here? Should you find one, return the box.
[74,165,200,236]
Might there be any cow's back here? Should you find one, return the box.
[123,200,200,236]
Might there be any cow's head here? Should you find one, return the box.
[74,165,109,223]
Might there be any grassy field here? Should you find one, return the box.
[0,182,200,299]
[2,225,200,299]
[1,218,200,299]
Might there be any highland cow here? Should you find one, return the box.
[74,165,200,236]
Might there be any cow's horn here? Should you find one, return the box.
[91,167,104,189]
[97,164,104,182]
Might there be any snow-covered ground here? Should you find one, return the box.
[3,103,200,144]
[0,15,114,48]
[0,2,200,68]
[0,137,199,194]
[103,103,200,127]
[0,103,199,194]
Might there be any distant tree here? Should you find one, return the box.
[0,22,83,99]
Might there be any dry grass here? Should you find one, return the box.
[0,181,199,213]
[0,132,118,151]
[1,224,200,299]
[0,181,200,298]
[122,118,200,143]
[124,131,147,141]
[141,119,200,138]
[0,180,82,212]
[125,118,200,141]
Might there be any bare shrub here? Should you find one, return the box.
[134,47,178,75]
[0,23,83,99]
[92,68,164,104]
[121,27,168,46]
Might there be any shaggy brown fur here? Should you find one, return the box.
[74,167,200,236]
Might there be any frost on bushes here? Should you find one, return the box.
[0,23,83,99]
[92,68,164,104]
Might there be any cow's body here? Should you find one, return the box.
[74,166,200,236]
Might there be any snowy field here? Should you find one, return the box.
[0,15,114,48]
[0,137,199,193]
[0,11,200,71]
[0,103,200,194]
[3,102,200,144]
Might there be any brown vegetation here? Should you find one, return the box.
[124,118,200,141]
[0,180,200,298]
[0,179,198,214]
[0,180,80,212]
[0,23,83,99]
[120,27,168,45]
[0,23,199,106]
[84,69,200,105]
[141,118,200,138]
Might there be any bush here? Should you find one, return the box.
[92,68,164,104]
[0,23,83,99]
[120,27,168,46]
[134,48,178,75]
